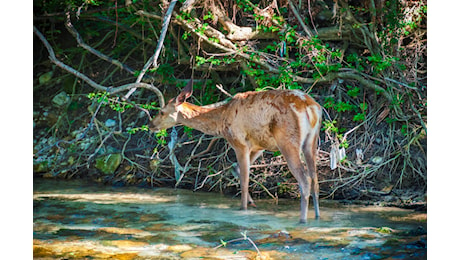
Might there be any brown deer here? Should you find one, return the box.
[150,80,322,223]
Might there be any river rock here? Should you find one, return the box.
[34,161,49,173]
[105,119,117,127]
[95,153,122,174]
[371,156,383,164]
[39,71,53,84]
[52,91,70,107]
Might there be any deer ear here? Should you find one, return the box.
[176,79,193,105]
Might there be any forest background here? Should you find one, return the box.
[32,0,428,205]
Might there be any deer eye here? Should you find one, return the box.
[159,111,164,116]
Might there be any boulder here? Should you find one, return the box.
[95,154,122,174]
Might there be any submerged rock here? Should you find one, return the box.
[95,154,122,174]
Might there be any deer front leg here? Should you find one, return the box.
[235,148,251,210]
[233,150,263,207]
[279,145,312,223]
[248,150,263,207]
[233,165,256,207]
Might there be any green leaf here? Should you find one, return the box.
[347,87,360,98]
[353,113,366,122]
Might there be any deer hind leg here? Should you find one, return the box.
[303,134,320,219]
[278,144,312,223]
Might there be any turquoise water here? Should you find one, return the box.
[33,179,426,259]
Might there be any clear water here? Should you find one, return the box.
[33,179,426,259]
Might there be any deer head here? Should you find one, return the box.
[149,79,193,132]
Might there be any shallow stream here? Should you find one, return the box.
[33,179,426,259]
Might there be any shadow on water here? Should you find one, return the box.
[33,178,426,259]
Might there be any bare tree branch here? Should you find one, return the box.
[124,0,178,100]
[65,12,136,75]
[293,71,393,102]
[288,0,313,38]
[33,26,165,107]
[34,26,106,91]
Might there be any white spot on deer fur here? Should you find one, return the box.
[305,106,316,127]
[290,89,307,100]
[290,103,309,146]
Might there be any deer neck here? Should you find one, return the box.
[176,102,226,136]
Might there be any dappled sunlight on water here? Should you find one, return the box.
[33,193,175,204]
[34,179,426,259]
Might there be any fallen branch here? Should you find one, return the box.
[214,231,262,257]
[288,0,313,38]
[190,138,219,159]
[210,1,277,41]
[65,12,136,75]
[173,11,279,73]
[291,71,393,102]
[125,0,178,100]
[86,16,157,46]
[34,26,165,107]
[170,10,393,101]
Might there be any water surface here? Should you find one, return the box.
[33,179,426,259]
